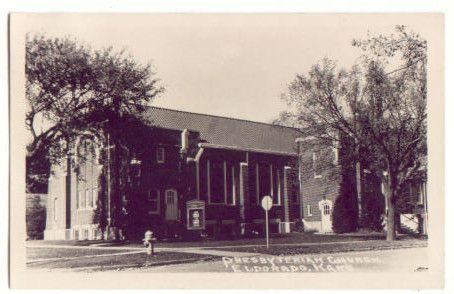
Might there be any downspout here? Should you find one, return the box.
[194,147,205,200]
[298,142,304,221]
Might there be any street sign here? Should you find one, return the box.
[261,196,273,211]
[261,196,273,249]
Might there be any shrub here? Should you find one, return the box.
[332,173,359,233]
[293,220,305,232]
[360,190,385,232]
[26,196,46,240]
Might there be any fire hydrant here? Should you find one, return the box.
[143,230,156,257]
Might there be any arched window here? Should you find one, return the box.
[323,204,331,215]
[166,189,176,204]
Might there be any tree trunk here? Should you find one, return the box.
[65,152,72,230]
[112,140,122,241]
[355,160,362,224]
[354,139,363,226]
[382,170,397,241]
[386,196,396,241]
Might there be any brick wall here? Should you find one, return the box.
[45,162,67,231]
[298,143,341,224]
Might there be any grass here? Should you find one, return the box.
[132,232,420,248]
[207,239,428,256]
[26,239,115,247]
[27,250,216,270]
[27,247,135,260]
[28,232,424,249]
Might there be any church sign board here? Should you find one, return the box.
[186,200,206,230]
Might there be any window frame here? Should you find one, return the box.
[165,189,177,204]
[92,187,98,209]
[148,189,160,215]
[255,162,281,206]
[419,182,426,205]
[323,204,331,215]
[76,190,81,209]
[287,166,299,205]
[257,162,270,205]
[226,163,236,206]
[207,159,227,205]
[307,204,313,216]
[255,163,260,204]
[312,151,323,179]
[156,147,165,164]
[85,188,92,208]
[78,190,86,210]
[271,165,281,206]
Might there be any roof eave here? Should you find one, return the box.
[198,143,298,157]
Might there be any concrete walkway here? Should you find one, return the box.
[26,243,260,258]
[26,239,426,256]
[157,247,262,257]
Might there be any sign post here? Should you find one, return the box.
[261,196,273,249]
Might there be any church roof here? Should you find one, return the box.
[143,106,302,155]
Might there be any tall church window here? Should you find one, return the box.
[226,162,236,205]
[208,159,225,204]
[258,162,271,202]
[271,165,281,205]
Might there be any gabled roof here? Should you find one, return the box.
[143,106,302,155]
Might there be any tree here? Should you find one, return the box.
[332,136,359,233]
[361,173,385,232]
[279,26,427,241]
[26,34,163,163]
[26,34,164,238]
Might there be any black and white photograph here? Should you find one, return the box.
[8,12,444,289]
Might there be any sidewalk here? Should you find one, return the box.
[26,242,262,257]
[158,247,262,257]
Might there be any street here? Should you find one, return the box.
[128,247,428,273]
[26,237,428,273]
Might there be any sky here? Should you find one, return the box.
[23,14,434,123]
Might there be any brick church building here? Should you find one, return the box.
[43,107,427,240]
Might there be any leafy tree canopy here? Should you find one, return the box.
[278,26,427,240]
[25,34,164,180]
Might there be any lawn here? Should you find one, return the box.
[28,232,424,249]
[207,239,428,256]
[26,239,114,247]
[27,247,137,261]
[27,250,216,271]
[131,232,421,249]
